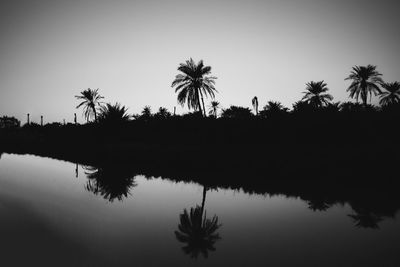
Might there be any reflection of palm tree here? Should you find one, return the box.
[175,186,221,259]
[348,212,383,229]
[171,58,217,117]
[75,88,104,122]
[345,65,383,105]
[379,82,400,106]
[83,164,137,202]
[301,81,333,108]
[208,101,220,118]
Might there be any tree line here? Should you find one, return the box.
[1,59,399,129]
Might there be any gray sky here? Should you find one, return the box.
[1,0,399,123]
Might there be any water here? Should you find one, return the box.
[0,153,399,266]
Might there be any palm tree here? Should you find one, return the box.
[345,65,383,105]
[301,81,333,108]
[98,103,131,124]
[175,186,221,259]
[154,107,172,119]
[171,58,217,117]
[252,96,259,115]
[208,101,220,118]
[259,101,289,118]
[75,88,104,122]
[379,82,400,106]
[221,105,253,119]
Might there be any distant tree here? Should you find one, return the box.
[141,106,152,118]
[208,101,221,118]
[252,96,259,115]
[75,88,104,122]
[171,58,217,117]
[154,107,172,119]
[0,116,20,129]
[339,101,365,113]
[292,101,315,113]
[379,82,400,106]
[301,81,333,108]
[221,106,253,119]
[321,102,341,113]
[259,101,289,118]
[345,65,383,105]
[98,103,131,125]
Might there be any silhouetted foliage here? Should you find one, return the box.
[301,81,333,108]
[221,105,253,119]
[154,107,172,120]
[345,65,383,105]
[171,58,217,116]
[75,88,104,122]
[0,116,20,129]
[339,101,365,113]
[208,101,221,118]
[321,102,341,113]
[98,103,131,125]
[379,82,400,106]
[259,101,289,118]
[291,101,315,114]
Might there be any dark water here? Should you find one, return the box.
[0,153,399,266]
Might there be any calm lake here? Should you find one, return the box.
[0,153,399,266]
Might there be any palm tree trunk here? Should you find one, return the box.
[199,90,207,117]
[196,89,203,116]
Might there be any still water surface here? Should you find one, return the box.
[0,153,399,266]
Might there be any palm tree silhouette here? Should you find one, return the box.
[301,81,333,108]
[98,103,131,125]
[154,107,172,119]
[208,101,220,118]
[252,96,259,115]
[75,88,104,122]
[175,186,221,259]
[345,65,383,105]
[379,82,400,106]
[260,101,289,118]
[171,58,217,117]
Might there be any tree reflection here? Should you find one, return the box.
[175,186,222,259]
[83,164,137,202]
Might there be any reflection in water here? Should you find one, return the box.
[83,164,137,202]
[175,187,222,258]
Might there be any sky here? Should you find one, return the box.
[0,0,399,123]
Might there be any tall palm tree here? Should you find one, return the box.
[175,186,221,259]
[345,65,383,105]
[379,82,400,106]
[301,81,333,108]
[252,96,259,115]
[171,58,217,117]
[75,88,104,122]
[208,101,220,118]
